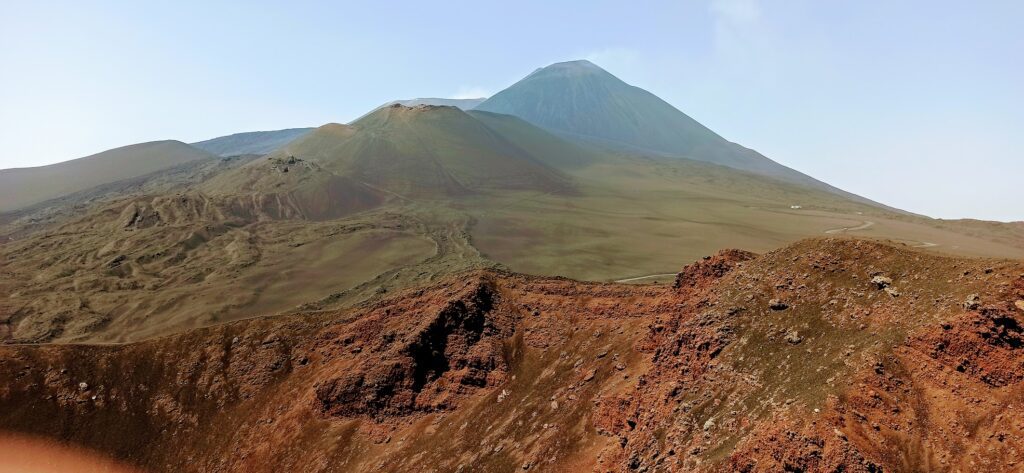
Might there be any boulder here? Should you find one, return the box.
[870,275,893,289]
[769,299,789,311]
[963,294,981,311]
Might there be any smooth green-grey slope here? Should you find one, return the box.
[466,110,608,169]
[474,60,877,204]
[0,140,215,213]
[191,128,314,156]
[206,104,579,201]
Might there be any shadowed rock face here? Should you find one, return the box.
[0,238,1022,472]
[313,281,512,419]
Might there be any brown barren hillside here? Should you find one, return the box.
[0,141,215,212]
[1,238,1022,472]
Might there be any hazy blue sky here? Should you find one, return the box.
[1,1,1021,221]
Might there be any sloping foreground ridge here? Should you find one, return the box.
[1,238,1023,472]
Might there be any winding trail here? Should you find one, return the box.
[824,220,875,234]
[614,273,677,283]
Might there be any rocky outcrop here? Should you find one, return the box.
[912,302,1024,386]
[0,239,1021,472]
[673,249,756,291]
[313,281,513,418]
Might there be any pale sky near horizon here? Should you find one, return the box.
[1,1,1021,221]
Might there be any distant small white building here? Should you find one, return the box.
[790,205,802,209]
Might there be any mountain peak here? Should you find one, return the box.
[385,102,462,112]
[475,60,864,199]
[354,101,468,128]
[353,98,487,122]
[528,59,612,79]
[216,101,575,200]
[548,59,600,69]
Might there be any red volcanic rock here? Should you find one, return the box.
[0,238,1022,472]
[673,249,757,290]
[911,303,1024,387]
[313,281,512,418]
